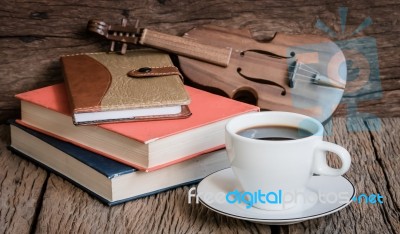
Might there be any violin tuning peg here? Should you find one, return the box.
[121,18,128,26]
[120,18,128,54]
[110,41,115,52]
[121,43,127,54]
[103,18,140,54]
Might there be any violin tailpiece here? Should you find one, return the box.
[288,61,345,90]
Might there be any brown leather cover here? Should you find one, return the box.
[61,55,111,112]
[60,49,191,125]
[127,66,182,80]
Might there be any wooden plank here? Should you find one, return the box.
[282,118,399,233]
[0,0,399,122]
[35,174,272,233]
[335,90,400,118]
[1,117,398,232]
[365,118,400,231]
[33,118,400,233]
[0,125,48,234]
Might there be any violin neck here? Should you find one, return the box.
[139,29,232,67]
[88,19,231,66]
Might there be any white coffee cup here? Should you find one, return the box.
[225,111,351,210]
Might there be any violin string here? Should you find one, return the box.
[288,63,319,74]
[297,67,318,74]
[253,61,317,74]
[298,63,319,73]
[239,54,323,82]
[287,72,315,80]
[295,68,316,75]
[291,63,321,81]
[287,70,314,77]
[286,66,319,76]
[247,56,319,75]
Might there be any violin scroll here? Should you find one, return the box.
[88,19,141,54]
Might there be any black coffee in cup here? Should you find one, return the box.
[237,125,313,141]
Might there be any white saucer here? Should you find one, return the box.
[197,168,355,225]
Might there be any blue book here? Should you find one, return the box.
[8,120,229,206]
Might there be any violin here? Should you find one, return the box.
[88,19,347,123]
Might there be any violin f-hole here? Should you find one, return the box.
[236,67,286,96]
[240,49,295,59]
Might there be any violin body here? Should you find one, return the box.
[88,20,346,123]
[178,25,346,123]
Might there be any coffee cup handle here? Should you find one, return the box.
[313,141,351,176]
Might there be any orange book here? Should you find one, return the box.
[16,84,259,171]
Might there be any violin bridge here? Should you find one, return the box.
[288,60,299,88]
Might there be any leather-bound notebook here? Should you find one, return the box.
[60,49,191,125]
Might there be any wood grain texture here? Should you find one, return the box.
[0,118,396,233]
[35,175,272,234]
[0,0,399,232]
[0,0,399,123]
[280,118,400,233]
[365,118,400,232]
[0,125,48,234]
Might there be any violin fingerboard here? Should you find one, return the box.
[139,29,232,67]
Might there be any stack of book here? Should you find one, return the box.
[9,49,259,205]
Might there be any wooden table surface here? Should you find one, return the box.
[1,0,399,233]
[1,118,399,233]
